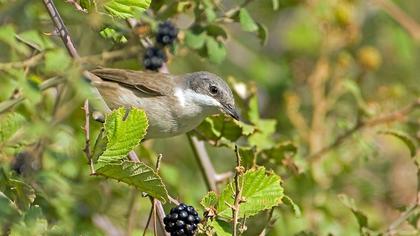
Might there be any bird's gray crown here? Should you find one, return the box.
[183,71,235,107]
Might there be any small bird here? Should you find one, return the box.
[89,68,239,139]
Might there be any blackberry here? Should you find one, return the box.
[143,47,167,71]
[164,203,200,236]
[156,21,178,46]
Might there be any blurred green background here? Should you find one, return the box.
[0,0,419,235]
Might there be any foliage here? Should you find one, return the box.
[0,0,419,235]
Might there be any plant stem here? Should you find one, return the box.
[187,134,219,193]
[232,145,243,236]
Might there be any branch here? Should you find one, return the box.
[232,145,244,236]
[42,0,79,58]
[187,134,219,192]
[309,98,420,161]
[0,53,44,71]
[82,100,95,174]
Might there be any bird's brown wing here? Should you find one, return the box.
[90,68,175,96]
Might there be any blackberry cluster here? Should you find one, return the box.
[164,203,201,236]
[156,21,178,46]
[143,47,167,71]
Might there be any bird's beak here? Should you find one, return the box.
[222,104,240,121]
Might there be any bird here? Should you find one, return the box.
[89,68,239,139]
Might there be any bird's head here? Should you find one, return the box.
[184,72,240,120]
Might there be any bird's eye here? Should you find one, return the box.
[209,85,218,95]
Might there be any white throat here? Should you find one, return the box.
[174,87,220,114]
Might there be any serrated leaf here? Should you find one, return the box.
[99,107,148,163]
[209,219,232,236]
[104,0,151,19]
[378,130,417,157]
[239,8,258,32]
[216,167,284,219]
[338,194,368,229]
[0,112,26,144]
[283,195,301,217]
[80,0,97,12]
[96,161,168,202]
[206,37,226,64]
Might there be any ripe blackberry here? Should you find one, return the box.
[143,47,167,71]
[164,203,200,236]
[156,21,178,46]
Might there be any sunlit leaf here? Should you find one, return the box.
[209,219,232,235]
[185,28,207,49]
[205,167,283,219]
[99,107,148,163]
[104,0,151,19]
[100,27,128,43]
[96,161,168,202]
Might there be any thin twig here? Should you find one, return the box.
[385,203,418,235]
[82,100,95,174]
[0,53,44,71]
[187,134,219,192]
[309,98,420,161]
[232,145,244,236]
[41,0,79,58]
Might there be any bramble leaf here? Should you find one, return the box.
[98,107,148,163]
[104,0,151,19]
[239,8,258,32]
[96,161,168,202]
[203,167,284,219]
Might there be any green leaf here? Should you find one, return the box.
[338,194,368,229]
[104,0,151,19]
[99,107,148,163]
[283,195,301,217]
[257,23,268,45]
[185,29,207,49]
[209,219,232,236]
[0,169,35,211]
[378,130,417,157]
[206,24,228,40]
[206,37,226,64]
[239,8,258,32]
[9,206,49,236]
[100,27,128,43]
[95,161,168,202]
[215,167,284,219]
[200,191,218,209]
[0,112,26,144]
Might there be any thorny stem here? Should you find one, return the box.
[232,145,244,236]
[82,100,95,175]
[42,0,79,58]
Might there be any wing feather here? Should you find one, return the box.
[90,68,175,96]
